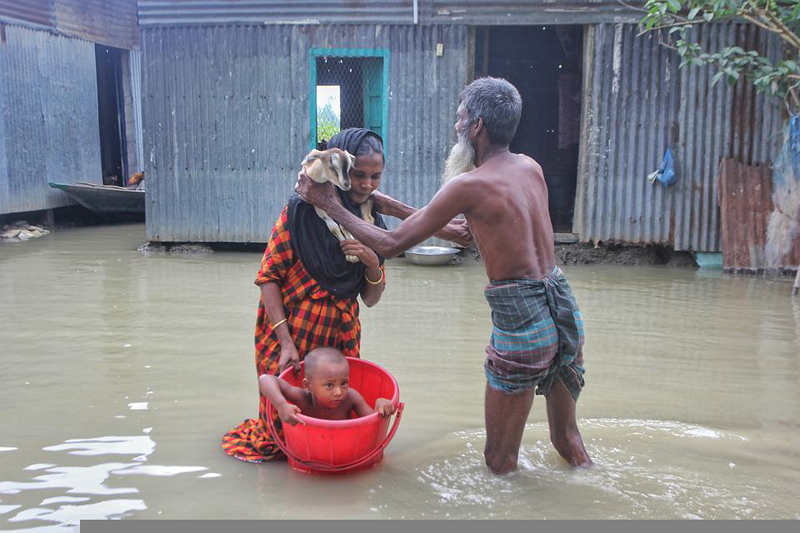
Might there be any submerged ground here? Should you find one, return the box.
[1,224,798,529]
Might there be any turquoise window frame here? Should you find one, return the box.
[309,47,390,153]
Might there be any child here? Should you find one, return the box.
[259,347,396,426]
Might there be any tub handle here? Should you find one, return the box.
[266,402,405,473]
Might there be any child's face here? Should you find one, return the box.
[303,361,349,409]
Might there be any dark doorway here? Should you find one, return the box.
[95,45,128,186]
[475,26,583,233]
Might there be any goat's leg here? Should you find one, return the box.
[315,207,360,263]
[361,199,374,225]
[315,207,347,240]
[341,225,360,263]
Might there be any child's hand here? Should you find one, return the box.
[374,398,396,419]
[278,404,305,426]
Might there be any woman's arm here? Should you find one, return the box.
[260,282,300,372]
[341,240,385,308]
[255,207,301,372]
[371,191,473,247]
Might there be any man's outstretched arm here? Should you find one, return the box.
[371,191,473,247]
[296,173,473,258]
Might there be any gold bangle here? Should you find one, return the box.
[271,318,288,329]
[365,266,384,285]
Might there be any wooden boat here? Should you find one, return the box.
[49,181,145,215]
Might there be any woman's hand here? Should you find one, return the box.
[340,239,380,270]
[374,398,397,419]
[295,172,339,209]
[278,403,305,426]
[278,344,301,374]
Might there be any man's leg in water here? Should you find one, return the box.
[545,378,592,467]
[484,382,535,474]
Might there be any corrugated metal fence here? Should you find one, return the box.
[0,24,102,214]
[577,23,783,252]
[142,24,466,242]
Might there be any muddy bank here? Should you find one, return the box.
[556,242,698,268]
[455,241,698,268]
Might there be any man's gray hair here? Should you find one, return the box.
[458,77,522,146]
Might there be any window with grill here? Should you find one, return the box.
[309,49,389,150]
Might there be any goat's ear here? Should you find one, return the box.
[345,151,356,170]
[301,150,323,167]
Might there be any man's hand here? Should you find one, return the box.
[295,172,338,210]
[278,403,306,426]
[444,219,473,248]
[374,398,397,419]
[277,344,301,374]
[340,239,380,269]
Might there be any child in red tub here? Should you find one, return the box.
[259,347,396,426]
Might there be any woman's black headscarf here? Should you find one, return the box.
[286,128,387,300]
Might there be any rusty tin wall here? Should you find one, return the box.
[0,0,54,29]
[54,0,139,49]
[719,157,800,272]
[0,24,102,215]
[577,23,783,252]
[137,1,639,27]
[142,24,467,242]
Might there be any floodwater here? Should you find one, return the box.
[1,223,799,529]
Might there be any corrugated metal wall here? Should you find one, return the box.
[577,23,783,252]
[54,0,139,49]
[0,0,54,29]
[130,49,145,172]
[142,24,466,242]
[137,1,639,27]
[0,25,102,215]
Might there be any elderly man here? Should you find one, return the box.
[297,77,591,474]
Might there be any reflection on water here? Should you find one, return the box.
[1,223,799,527]
[0,433,211,529]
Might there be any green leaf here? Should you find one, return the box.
[667,0,682,13]
[703,12,714,21]
[711,71,725,86]
[688,7,701,20]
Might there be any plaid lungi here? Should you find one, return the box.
[484,266,585,400]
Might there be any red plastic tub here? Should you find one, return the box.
[266,357,404,474]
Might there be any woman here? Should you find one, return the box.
[222,128,388,463]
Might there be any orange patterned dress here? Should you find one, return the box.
[221,206,375,462]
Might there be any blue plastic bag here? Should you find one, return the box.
[647,148,676,187]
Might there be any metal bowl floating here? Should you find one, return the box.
[404,246,460,266]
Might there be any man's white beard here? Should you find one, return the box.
[442,130,476,185]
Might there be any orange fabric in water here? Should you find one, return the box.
[221,206,370,463]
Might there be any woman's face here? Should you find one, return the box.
[346,152,383,205]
